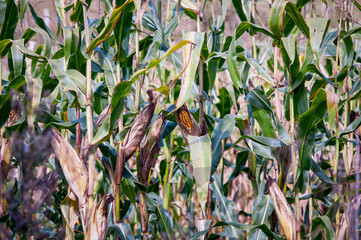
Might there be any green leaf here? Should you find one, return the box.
[232,0,251,22]
[285,2,309,38]
[235,135,285,148]
[131,40,192,82]
[114,3,134,60]
[282,36,296,63]
[121,178,136,204]
[176,31,205,109]
[308,18,329,53]
[249,195,274,240]
[48,59,86,106]
[211,115,236,174]
[110,223,135,240]
[339,114,361,137]
[0,2,7,34]
[269,0,287,37]
[86,0,134,53]
[235,22,278,40]
[297,89,327,170]
[18,0,28,23]
[156,205,174,239]
[91,80,134,145]
[54,0,66,24]
[251,107,276,138]
[28,2,55,39]
[0,96,11,129]
[211,173,241,239]
[269,0,309,38]
[311,216,337,240]
[227,36,242,89]
[310,159,334,184]
[246,86,273,112]
[0,0,18,57]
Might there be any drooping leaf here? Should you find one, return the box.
[211,115,235,174]
[227,36,242,89]
[176,32,205,109]
[91,80,134,145]
[86,0,134,53]
[297,89,327,170]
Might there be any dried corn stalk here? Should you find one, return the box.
[267,176,296,240]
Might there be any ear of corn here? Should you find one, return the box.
[176,104,203,144]
[139,112,165,184]
[123,91,157,160]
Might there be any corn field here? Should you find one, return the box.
[0,0,361,239]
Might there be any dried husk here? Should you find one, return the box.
[267,177,297,240]
[139,113,165,184]
[51,127,88,205]
[123,91,157,160]
[31,166,60,212]
[85,194,114,240]
[176,104,202,144]
[338,195,361,240]
[60,193,79,240]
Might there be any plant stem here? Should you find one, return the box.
[83,3,95,210]
[164,157,175,210]
[76,104,81,155]
[135,15,140,110]
[290,93,301,240]
[115,147,124,221]
[139,191,148,234]
[196,0,204,133]
[274,46,282,121]
[334,13,342,235]
[115,184,121,222]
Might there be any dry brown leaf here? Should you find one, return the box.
[60,193,79,240]
[267,176,297,240]
[338,195,361,240]
[31,166,60,211]
[85,194,114,240]
[51,127,88,204]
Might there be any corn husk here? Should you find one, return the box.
[85,194,113,240]
[31,166,60,211]
[176,104,202,144]
[123,91,157,160]
[51,127,88,205]
[139,113,165,184]
[267,177,297,240]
